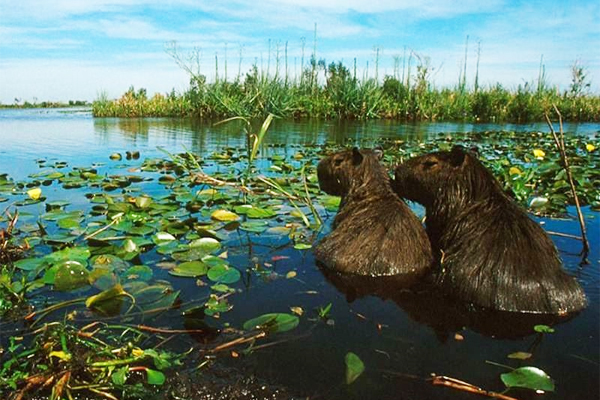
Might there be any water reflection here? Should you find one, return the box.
[320,268,576,341]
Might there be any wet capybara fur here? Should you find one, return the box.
[393,145,587,314]
[314,147,433,277]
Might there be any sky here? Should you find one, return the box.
[1,0,598,104]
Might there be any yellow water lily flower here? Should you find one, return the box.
[509,167,522,176]
[586,143,596,152]
[27,187,42,200]
[533,149,545,159]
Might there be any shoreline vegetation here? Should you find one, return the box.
[92,40,600,122]
[0,100,90,109]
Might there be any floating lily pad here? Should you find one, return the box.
[243,313,299,333]
[54,261,90,291]
[169,261,208,277]
[211,209,240,222]
[240,221,269,233]
[246,207,277,219]
[345,352,365,385]
[125,265,153,281]
[207,264,241,284]
[501,366,555,392]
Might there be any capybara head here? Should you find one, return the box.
[393,145,499,208]
[317,147,385,197]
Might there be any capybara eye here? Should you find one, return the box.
[422,160,437,169]
[333,158,344,166]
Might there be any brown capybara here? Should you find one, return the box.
[314,147,433,277]
[393,145,587,314]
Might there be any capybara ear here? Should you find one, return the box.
[373,147,384,160]
[469,146,480,157]
[450,145,467,167]
[352,147,363,165]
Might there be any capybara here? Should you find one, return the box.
[393,145,587,314]
[314,147,433,277]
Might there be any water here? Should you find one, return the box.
[0,108,598,399]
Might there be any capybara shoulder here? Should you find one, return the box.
[314,148,433,277]
[393,145,586,314]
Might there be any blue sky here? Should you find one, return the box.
[1,0,598,103]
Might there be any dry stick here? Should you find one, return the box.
[133,324,207,335]
[430,375,519,400]
[547,230,583,240]
[544,107,590,262]
[207,331,266,353]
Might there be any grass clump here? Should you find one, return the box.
[93,47,600,122]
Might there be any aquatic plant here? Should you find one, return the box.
[0,127,597,398]
[92,44,600,122]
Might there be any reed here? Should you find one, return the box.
[92,48,600,122]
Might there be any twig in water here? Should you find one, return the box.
[544,106,590,263]
[430,375,518,400]
[547,231,583,241]
[208,331,266,353]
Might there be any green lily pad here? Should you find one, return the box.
[501,366,555,392]
[14,257,47,271]
[243,313,299,333]
[189,237,221,253]
[211,209,240,222]
[146,369,166,385]
[240,221,269,233]
[125,265,153,281]
[345,352,365,385]
[54,261,90,291]
[85,284,127,308]
[207,264,241,284]
[246,207,277,219]
[169,261,209,277]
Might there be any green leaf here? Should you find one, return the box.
[53,261,90,291]
[112,366,128,385]
[211,283,234,293]
[125,265,153,281]
[169,261,208,277]
[57,217,81,230]
[189,237,221,253]
[294,243,312,250]
[501,366,555,392]
[135,196,152,209]
[152,231,176,245]
[240,220,269,233]
[14,257,47,271]
[507,352,532,360]
[345,352,365,385]
[246,207,276,219]
[211,209,240,222]
[207,264,241,284]
[86,284,126,308]
[146,369,165,385]
[534,325,555,333]
[243,313,299,334]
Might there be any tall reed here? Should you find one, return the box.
[93,42,600,122]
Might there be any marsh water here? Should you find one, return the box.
[0,108,598,399]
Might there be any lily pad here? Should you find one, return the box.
[169,261,209,277]
[246,207,277,219]
[85,284,127,308]
[243,313,299,333]
[54,261,90,291]
[211,209,240,222]
[345,352,365,385]
[501,366,555,392]
[207,264,241,284]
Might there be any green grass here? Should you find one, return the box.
[93,55,600,122]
